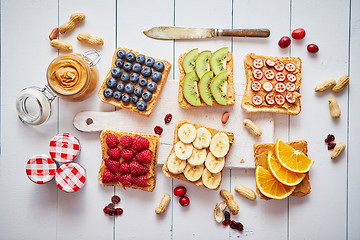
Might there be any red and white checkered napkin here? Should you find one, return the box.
[55,162,86,192]
[26,154,57,184]
[49,133,80,163]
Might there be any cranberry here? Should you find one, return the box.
[307,44,319,53]
[179,196,190,207]
[224,211,230,220]
[325,134,335,143]
[328,142,336,150]
[114,208,123,216]
[222,219,230,226]
[103,206,112,214]
[174,186,187,197]
[154,126,163,135]
[164,113,173,124]
[291,28,306,39]
[230,220,238,229]
[111,195,120,204]
[278,36,291,48]
[236,222,244,231]
[107,203,114,208]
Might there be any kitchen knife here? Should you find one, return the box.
[143,26,270,40]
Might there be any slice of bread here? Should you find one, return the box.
[98,129,159,192]
[162,120,234,190]
[178,51,235,108]
[253,140,311,200]
[98,47,172,117]
[241,53,302,115]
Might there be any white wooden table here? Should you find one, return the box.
[1,0,359,239]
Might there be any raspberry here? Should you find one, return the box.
[119,173,132,186]
[154,126,163,135]
[132,135,149,151]
[102,168,120,183]
[132,174,148,187]
[114,208,123,216]
[121,149,134,162]
[119,162,130,173]
[119,135,133,149]
[328,142,336,150]
[130,161,150,176]
[111,195,121,204]
[104,158,120,173]
[164,113,172,124]
[107,148,121,160]
[106,134,119,148]
[135,149,152,164]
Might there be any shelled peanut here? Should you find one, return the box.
[155,194,171,214]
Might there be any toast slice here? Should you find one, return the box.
[98,129,159,192]
[254,140,311,200]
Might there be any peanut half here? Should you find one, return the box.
[155,194,171,215]
[213,201,227,223]
[49,27,59,40]
[220,189,239,215]
[221,111,229,124]
[328,97,341,119]
[331,142,346,159]
[59,13,86,34]
[243,119,262,137]
[333,75,350,93]
[77,33,104,46]
[315,78,336,92]
[50,39,72,51]
[234,185,256,201]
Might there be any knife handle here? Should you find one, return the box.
[218,29,270,38]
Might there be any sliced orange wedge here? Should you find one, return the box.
[275,139,314,173]
[267,151,306,186]
[255,165,295,199]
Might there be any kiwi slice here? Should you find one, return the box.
[210,47,228,76]
[182,48,198,74]
[183,71,201,106]
[195,50,212,79]
[198,71,214,106]
[210,71,228,105]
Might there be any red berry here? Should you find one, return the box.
[291,28,306,39]
[107,203,115,208]
[119,162,130,173]
[325,134,335,143]
[102,168,120,183]
[114,208,123,216]
[179,196,190,207]
[224,211,230,220]
[164,113,173,124]
[278,36,291,48]
[222,219,230,226]
[154,126,163,135]
[119,173,132,186]
[111,195,120,204]
[129,161,150,176]
[132,175,148,188]
[103,206,112,214]
[173,186,187,197]
[106,134,119,148]
[307,44,319,53]
[230,220,238,229]
[107,148,121,160]
[132,135,150,151]
[119,135,133,149]
[135,149,152,164]
[104,158,120,173]
[328,142,336,150]
[121,149,134,162]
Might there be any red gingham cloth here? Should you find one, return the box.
[26,154,57,184]
[55,162,86,192]
[49,133,80,163]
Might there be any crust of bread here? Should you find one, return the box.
[241,53,302,115]
[98,129,159,192]
[162,120,234,190]
[253,140,311,200]
[98,47,172,117]
[178,51,235,108]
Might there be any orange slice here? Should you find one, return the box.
[255,165,295,199]
[275,139,314,173]
[267,151,306,186]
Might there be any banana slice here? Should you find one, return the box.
[183,163,204,182]
[167,153,186,174]
[174,141,193,160]
[209,132,230,158]
[187,148,207,166]
[178,124,197,144]
[205,152,225,173]
[192,127,212,149]
[202,168,222,189]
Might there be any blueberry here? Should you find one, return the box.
[139,78,148,87]
[115,58,124,68]
[147,81,157,92]
[117,49,126,59]
[125,52,136,62]
[113,91,122,100]
[103,88,113,98]
[111,67,122,78]
[131,96,139,104]
[132,63,142,73]
[136,100,147,111]
[145,57,155,67]
[141,66,152,77]
[136,54,146,64]
[121,94,131,104]
[153,61,165,72]
[123,62,132,72]
[125,83,135,94]
[130,73,140,83]
[106,77,117,88]
[134,87,143,97]
[117,82,125,92]
[151,71,162,82]
[121,72,130,82]
[142,91,153,102]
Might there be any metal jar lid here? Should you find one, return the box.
[55,162,86,193]
[25,154,57,184]
[49,133,81,163]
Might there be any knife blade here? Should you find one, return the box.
[143,26,270,40]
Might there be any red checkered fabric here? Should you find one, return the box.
[49,133,80,163]
[55,162,86,192]
[26,154,57,184]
